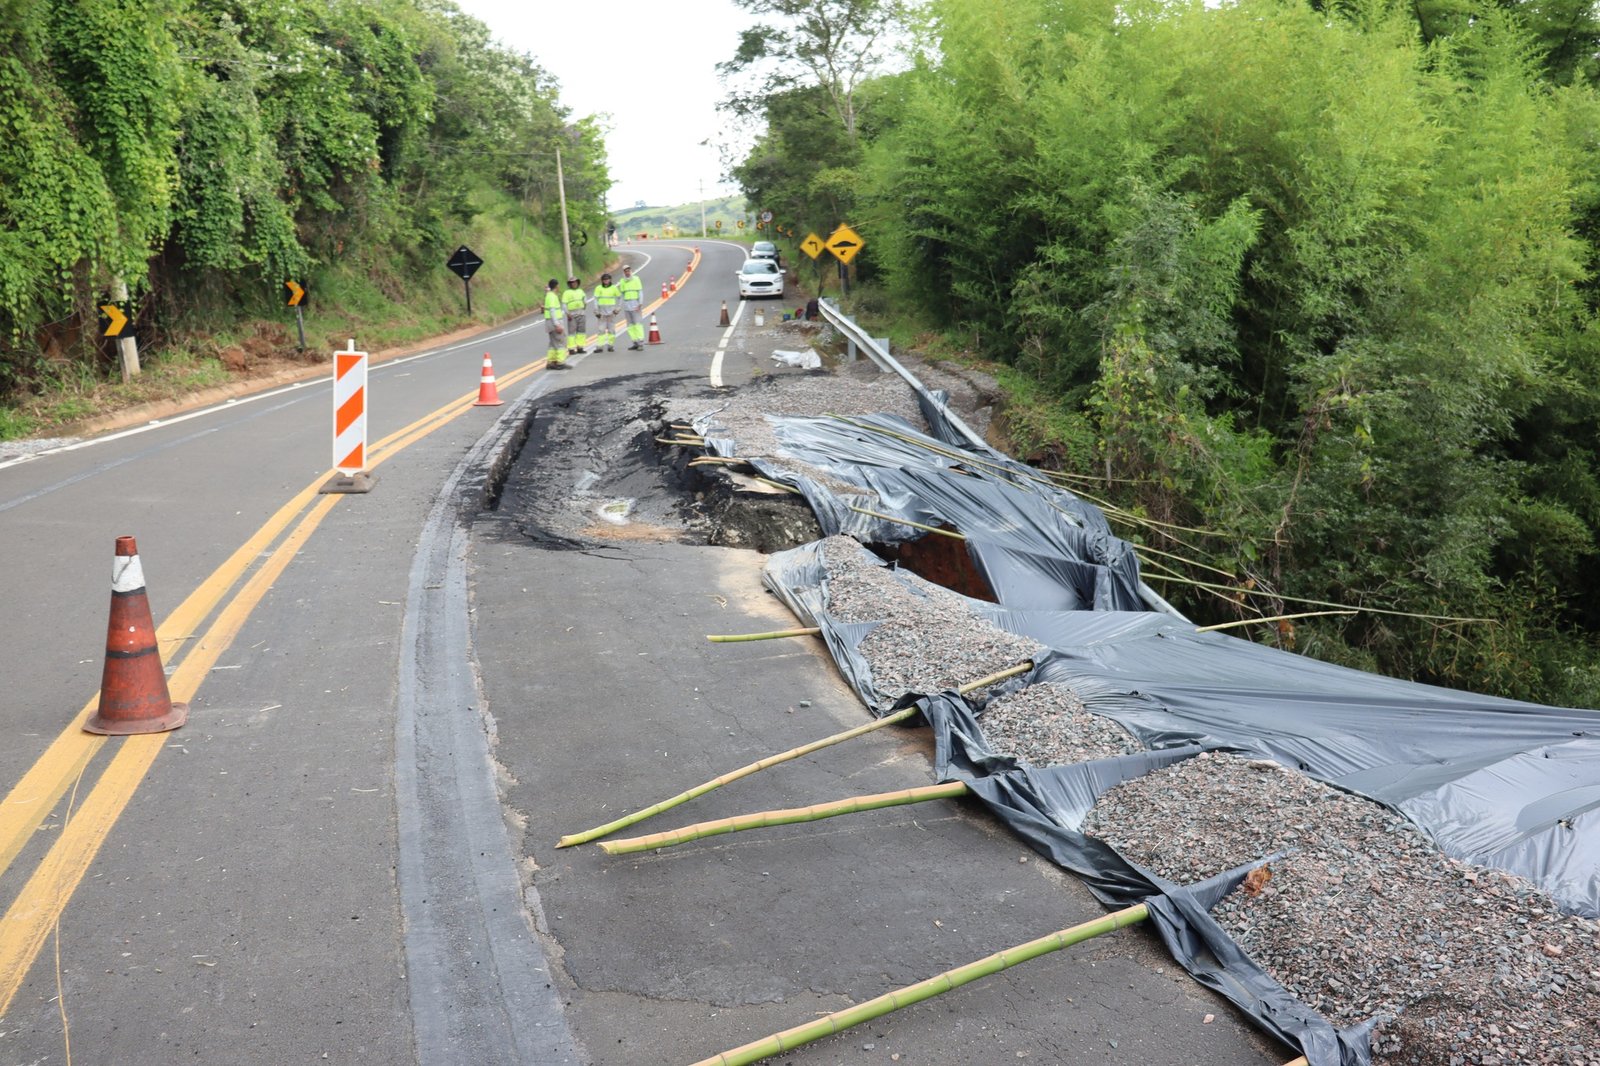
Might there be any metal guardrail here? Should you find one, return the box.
[814,298,1187,621]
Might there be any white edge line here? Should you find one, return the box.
[710,293,750,389]
[0,321,545,471]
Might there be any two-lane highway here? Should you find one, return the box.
[0,239,770,1062]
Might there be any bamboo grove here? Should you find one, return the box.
[0,0,607,385]
[728,0,1600,707]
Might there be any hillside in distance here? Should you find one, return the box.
[612,196,749,237]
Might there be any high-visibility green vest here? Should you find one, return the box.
[562,286,587,311]
[544,290,562,319]
[593,283,621,308]
[618,275,643,302]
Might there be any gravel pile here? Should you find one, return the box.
[818,535,1045,700]
[976,682,1141,765]
[1082,751,1600,1065]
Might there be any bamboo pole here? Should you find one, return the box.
[692,904,1151,1066]
[558,661,1033,849]
[599,781,971,854]
[656,435,707,446]
[844,505,967,539]
[706,627,822,643]
[1195,610,1357,633]
[754,477,801,494]
[556,707,920,848]
[1141,572,1494,625]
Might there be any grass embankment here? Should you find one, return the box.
[0,195,606,441]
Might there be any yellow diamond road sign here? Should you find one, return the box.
[800,233,825,260]
[825,223,864,264]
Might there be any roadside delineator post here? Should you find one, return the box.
[320,338,375,493]
[85,536,188,735]
[647,315,663,345]
[473,353,503,406]
[719,301,730,327]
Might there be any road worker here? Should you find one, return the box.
[562,277,589,355]
[592,272,622,352]
[618,264,645,350]
[543,279,568,369]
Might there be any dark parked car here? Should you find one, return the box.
[751,240,782,268]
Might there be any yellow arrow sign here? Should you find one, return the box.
[825,223,864,264]
[800,233,825,260]
[285,279,305,307]
[100,303,128,338]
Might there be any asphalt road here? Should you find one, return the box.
[0,238,1287,1065]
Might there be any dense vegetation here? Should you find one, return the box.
[0,0,608,426]
[728,0,1600,707]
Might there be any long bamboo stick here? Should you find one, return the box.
[599,781,972,855]
[558,661,1033,849]
[556,707,919,848]
[844,505,967,539]
[706,627,823,643]
[754,477,801,494]
[1195,610,1357,633]
[1141,572,1494,625]
[692,904,1151,1066]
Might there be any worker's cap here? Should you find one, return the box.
[601,273,612,282]
[568,277,579,284]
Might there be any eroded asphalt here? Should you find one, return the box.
[460,342,1287,1064]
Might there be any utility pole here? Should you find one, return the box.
[700,179,707,238]
[557,145,574,279]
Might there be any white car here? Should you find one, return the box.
[736,258,785,299]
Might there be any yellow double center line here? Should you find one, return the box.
[0,354,547,1014]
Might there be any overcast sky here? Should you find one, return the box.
[451,0,751,210]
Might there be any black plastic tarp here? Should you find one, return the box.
[698,406,1148,612]
[698,390,1599,1065]
[763,545,1599,918]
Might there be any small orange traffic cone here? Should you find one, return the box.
[669,275,678,293]
[473,353,503,406]
[647,315,662,345]
[661,282,669,300]
[86,536,187,735]
[719,301,730,326]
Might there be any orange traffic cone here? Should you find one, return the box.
[669,275,678,293]
[86,536,187,735]
[661,282,669,300]
[647,315,663,345]
[473,353,503,406]
[719,301,730,326]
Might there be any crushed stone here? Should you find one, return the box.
[818,535,1044,700]
[975,682,1141,765]
[1082,751,1600,1065]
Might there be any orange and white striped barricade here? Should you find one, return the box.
[320,338,375,493]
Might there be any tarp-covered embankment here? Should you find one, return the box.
[693,392,1599,1065]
